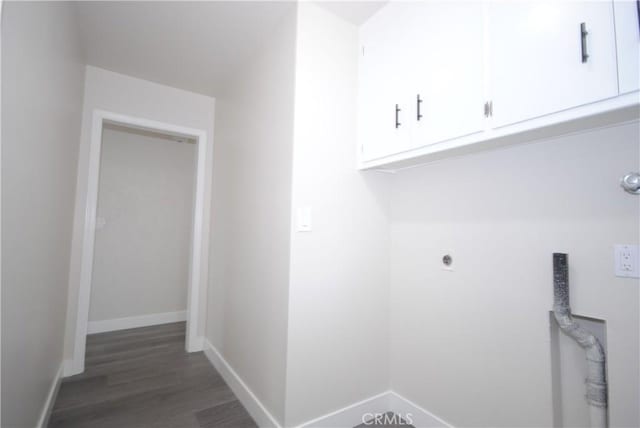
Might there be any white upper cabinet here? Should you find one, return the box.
[357,1,639,169]
[613,0,640,94]
[408,1,485,147]
[358,3,414,161]
[359,1,485,161]
[488,1,619,128]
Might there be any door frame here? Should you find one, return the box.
[70,109,208,374]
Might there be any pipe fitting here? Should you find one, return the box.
[552,253,608,427]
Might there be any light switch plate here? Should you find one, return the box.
[614,244,639,278]
[296,206,312,232]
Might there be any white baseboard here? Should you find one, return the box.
[36,363,63,428]
[203,340,282,428]
[388,391,453,428]
[188,335,205,353]
[296,391,391,428]
[295,390,452,428]
[202,339,452,428]
[87,310,186,334]
[62,359,76,377]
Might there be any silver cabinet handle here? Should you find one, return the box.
[580,22,589,63]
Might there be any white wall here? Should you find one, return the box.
[1,2,85,426]
[64,66,215,362]
[89,126,195,322]
[207,5,297,424]
[284,4,391,426]
[389,122,640,427]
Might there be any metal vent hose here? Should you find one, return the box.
[552,253,607,428]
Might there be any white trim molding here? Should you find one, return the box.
[36,364,64,428]
[63,360,75,378]
[296,391,391,428]
[203,340,282,428]
[87,310,187,334]
[69,110,209,376]
[388,391,453,428]
[202,339,453,428]
[295,391,453,428]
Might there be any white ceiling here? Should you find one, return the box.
[75,1,386,97]
[76,1,295,97]
[314,1,386,25]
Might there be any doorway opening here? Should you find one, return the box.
[70,110,208,374]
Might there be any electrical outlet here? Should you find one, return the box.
[614,245,639,278]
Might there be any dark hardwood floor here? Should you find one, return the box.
[49,322,257,428]
[49,322,413,428]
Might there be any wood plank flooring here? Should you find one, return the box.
[49,322,413,428]
[49,322,257,428]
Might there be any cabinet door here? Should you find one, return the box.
[488,1,618,128]
[613,0,640,94]
[358,3,413,161]
[408,1,486,147]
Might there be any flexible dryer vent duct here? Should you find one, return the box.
[552,253,607,428]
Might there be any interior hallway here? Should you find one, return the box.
[49,323,257,428]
